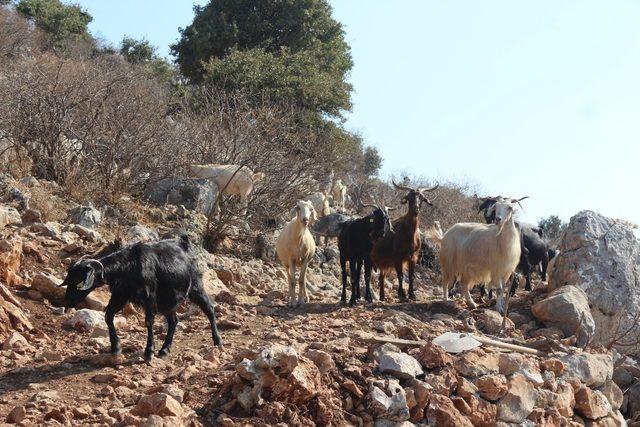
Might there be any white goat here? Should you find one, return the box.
[331,179,347,209]
[188,164,265,215]
[276,200,317,307]
[307,191,331,218]
[439,199,523,313]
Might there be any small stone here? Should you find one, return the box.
[427,394,473,427]
[377,351,423,379]
[497,373,537,423]
[130,393,184,418]
[305,349,335,374]
[540,358,567,376]
[574,386,611,420]
[454,349,499,378]
[475,374,508,401]
[416,342,453,370]
[6,406,26,423]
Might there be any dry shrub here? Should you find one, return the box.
[172,89,344,248]
[0,53,179,203]
[0,7,42,60]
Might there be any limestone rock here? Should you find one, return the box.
[427,394,473,427]
[68,204,101,229]
[532,285,596,347]
[549,211,640,353]
[377,350,423,380]
[497,373,537,423]
[574,386,611,420]
[131,393,184,418]
[561,353,613,388]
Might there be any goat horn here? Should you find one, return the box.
[392,179,413,192]
[419,184,439,193]
[84,259,104,274]
[511,196,528,212]
[386,206,398,211]
[361,203,378,209]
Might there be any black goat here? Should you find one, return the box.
[61,235,221,361]
[338,206,392,306]
[477,195,555,296]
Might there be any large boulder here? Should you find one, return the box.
[144,177,217,215]
[67,204,101,229]
[532,285,596,347]
[549,211,640,353]
[125,224,159,243]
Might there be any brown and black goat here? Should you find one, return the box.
[371,180,439,301]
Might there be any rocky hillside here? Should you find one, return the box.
[1,173,639,426]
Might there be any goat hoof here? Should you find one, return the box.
[144,349,154,362]
[157,348,170,358]
[408,292,416,301]
[111,347,122,356]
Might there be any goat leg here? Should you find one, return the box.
[349,260,358,306]
[143,301,155,362]
[407,261,416,301]
[189,287,222,347]
[340,256,348,304]
[523,260,532,292]
[288,263,296,308]
[364,257,373,303]
[105,298,126,355]
[509,273,519,297]
[355,260,363,302]
[158,311,178,358]
[379,273,386,302]
[297,260,309,306]
[395,264,406,301]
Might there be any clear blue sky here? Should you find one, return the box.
[78,0,640,227]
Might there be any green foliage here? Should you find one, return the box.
[362,146,382,177]
[171,0,352,117]
[201,47,350,117]
[538,215,567,241]
[119,36,176,82]
[15,0,92,47]
[120,36,155,63]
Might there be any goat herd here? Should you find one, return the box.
[57,166,557,362]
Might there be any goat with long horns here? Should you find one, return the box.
[371,180,439,301]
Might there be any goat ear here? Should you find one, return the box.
[77,268,96,291]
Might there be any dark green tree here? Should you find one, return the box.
[362,147,382,177]
[171,0,352,117]
[120,36,155,63]
[538,215,567,241]
[119,36,176,82]
[15,0,92,47]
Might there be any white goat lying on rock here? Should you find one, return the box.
[188,164,265,215]
[439,198,524,313]
[276,200,317,308]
